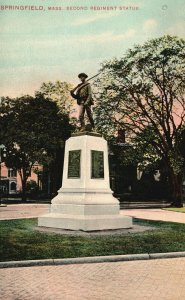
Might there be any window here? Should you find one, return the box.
[10,182,16,191]
[8,169,17,177]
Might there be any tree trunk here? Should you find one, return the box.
[21,178,27,202]
[170,173,183,208]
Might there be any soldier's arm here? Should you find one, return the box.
[70,84,81,99]
[70,84,81,93]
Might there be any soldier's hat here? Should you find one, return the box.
[78,73,88,79]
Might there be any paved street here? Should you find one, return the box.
[1,258,185,300]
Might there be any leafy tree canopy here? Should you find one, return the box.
[94,35,185,206]
[35,80,75,116]
[0,94,72,200]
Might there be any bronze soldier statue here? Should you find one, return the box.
[70,73,95,131]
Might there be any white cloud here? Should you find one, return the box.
[83,29,136,43]
[53,28,136,44]
[1,28,136,52]
[72,11,119,26]
[143,19,157,32]
[166,22,185,37]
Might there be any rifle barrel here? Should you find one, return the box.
[87,72,101,82]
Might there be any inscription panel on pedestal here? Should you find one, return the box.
[68,150,81,178]
[91,150,104,179]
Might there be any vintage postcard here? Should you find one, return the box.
[0,0,185,299]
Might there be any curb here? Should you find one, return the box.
[1,252,185,268]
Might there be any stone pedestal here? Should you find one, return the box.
[38,132,132,231]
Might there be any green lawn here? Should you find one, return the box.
[1,218,185,262]
[162,207,185,213]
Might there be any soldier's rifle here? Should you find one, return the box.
[86,72,101,82]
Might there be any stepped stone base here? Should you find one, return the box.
[38,213,132,231]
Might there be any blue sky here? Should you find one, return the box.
[0,0,185,97]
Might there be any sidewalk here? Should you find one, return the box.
[1,204,185,224]
[0,204,49,220]
[121,208,185,224]
[1,257,185,300]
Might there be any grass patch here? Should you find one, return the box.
[1,218,185,261]
[162,207,185,213]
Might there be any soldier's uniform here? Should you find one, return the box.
[71,76,94,129]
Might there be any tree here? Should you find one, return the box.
[35,81,75,116]
[94,35,185,207]
[0,95,71,201]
